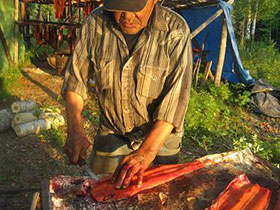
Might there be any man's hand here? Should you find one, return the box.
[112,148,156,189]
[64,91,90,165]
[112,120,174,189]
[64,130,91,165]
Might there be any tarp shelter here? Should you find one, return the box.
[164,0,255,86]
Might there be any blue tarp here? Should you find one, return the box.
[179,0,255,86]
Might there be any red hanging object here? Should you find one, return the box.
[61,0,65,19]
[53,0,59,18]
[83,0,88,18]
[67,27,76,52]
[33,25,42,46]
[68,0,72,20]
[49,26,58,51]
[87,1,91,15]
[43,24,50,44]
[57,27,64,47]
[54,0,66,19]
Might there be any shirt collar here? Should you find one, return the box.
[147,4,168,32]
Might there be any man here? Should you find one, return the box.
[62,0,193,189]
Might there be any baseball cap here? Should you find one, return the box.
[103,0,148,12]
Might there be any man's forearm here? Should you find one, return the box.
[64,91,90,164]
[65,91,84,134]
[139,120,174,155]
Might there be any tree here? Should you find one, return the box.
[233,0,280,49]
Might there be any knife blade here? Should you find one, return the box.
[85,167,99,180]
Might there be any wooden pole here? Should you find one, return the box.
[30,192,40,210]
[20,0,26,21]
[0,27,13,66]
[215,18,228,86]
[190,0,234,39]
[14,0,19,64]
[201,60,213,86]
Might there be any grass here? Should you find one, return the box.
[0,65,22,99]
[0,50,34,100]
[240,40,280,87]
[182,80,280,165]
[183,82,251,153]
[180,41,280,166]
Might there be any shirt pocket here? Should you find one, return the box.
[95,59,114,91]
[136,65,166,99]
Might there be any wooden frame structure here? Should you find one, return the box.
[168,0,234,86]
[17,0,101,55]
[13,0,234,84]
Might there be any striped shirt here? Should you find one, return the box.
[62,4,193,141]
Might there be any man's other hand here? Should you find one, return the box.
[111,120,174,189]
[64,131,91,165]
[112,149,156,189]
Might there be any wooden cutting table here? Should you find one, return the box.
[38,149,280,210]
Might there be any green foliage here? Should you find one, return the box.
[0,48,33,99]
[0,65,22,99]
[240,41,280,87]
[233,135,273,161]
[82,109,100,128]
[184,82,251,153]
[39,127,66,149]
[233,0,280,23]
[29,38,55,59]
[257,0,280,22]
[183,73,280,166]
[271,140,280,165]
[29,3,56,21]
[230,83,251,106]
[32,107,42,119]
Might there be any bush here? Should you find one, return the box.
[240,41,280,87]
[184,82,251,153]
[0,65,22,99]
[0,50,34,99]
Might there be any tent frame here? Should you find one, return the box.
[169,0,235,86]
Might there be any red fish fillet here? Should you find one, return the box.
[90,161,205,202]
[207,174,271,210]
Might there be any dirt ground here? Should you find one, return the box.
[0,61,87,210]
[0,60,279,209]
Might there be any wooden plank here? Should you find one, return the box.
[208,68,215,81]
[19,20,81,27]
[215,18,228,86]
[30,192,40,210]
[14,0,19,64]
[201,60,213,86]
[0,26,13,66]
[41,180,50,210]
[19,0,88,6]
[190,0,234,39]
[20,0,26,21]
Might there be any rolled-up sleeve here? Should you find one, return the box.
[153,26,193,132]
[61,20,93,101]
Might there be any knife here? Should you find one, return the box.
[85,167,99,180]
